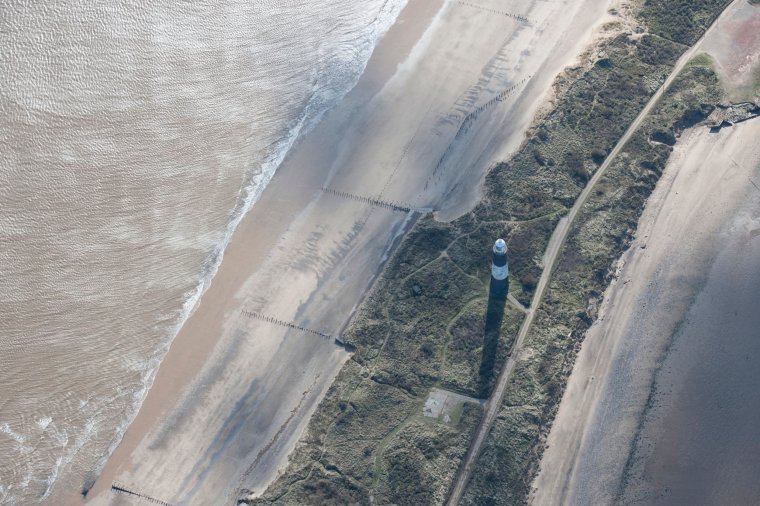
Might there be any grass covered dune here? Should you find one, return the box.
[249,1,731,504]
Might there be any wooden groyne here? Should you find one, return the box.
[241,310,333,340]
[111,482,174,506]
[321,187,419,213]
[430,76,532,179]
[456,1,531,23]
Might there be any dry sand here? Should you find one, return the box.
[71,0,618,504]
[532,3,760,503]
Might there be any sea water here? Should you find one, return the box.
[0,0,406,502]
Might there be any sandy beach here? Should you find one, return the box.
[532,2,760,503]
[619,130,760,503]
[71,0,619,504]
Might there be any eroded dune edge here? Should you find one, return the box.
[250,1,750,505]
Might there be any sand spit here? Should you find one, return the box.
[76,0,617,504]
[532,3,760,504]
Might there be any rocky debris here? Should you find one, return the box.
[708,102,760,132]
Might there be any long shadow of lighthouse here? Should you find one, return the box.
[479,239,509,397]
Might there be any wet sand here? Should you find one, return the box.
[532,2,760,504]
[73,0,618,504]
[619,142,760,503]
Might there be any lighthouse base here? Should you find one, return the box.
[489,276,509,299]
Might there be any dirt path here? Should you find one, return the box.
[444,3,742,503]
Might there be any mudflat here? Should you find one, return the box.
[620,124,760,503]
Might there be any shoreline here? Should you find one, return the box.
[75,0,620,503]
[77,1,446,503]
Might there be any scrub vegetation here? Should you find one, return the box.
[248,1,730,504]
[640,0,731,44]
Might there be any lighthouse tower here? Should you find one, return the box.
[491,238,509,296]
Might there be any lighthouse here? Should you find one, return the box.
[490,238,509,296]
[482,239,510,392]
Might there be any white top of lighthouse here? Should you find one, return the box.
[491,238,509,281]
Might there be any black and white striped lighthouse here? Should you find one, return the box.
[490,238,509,296]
